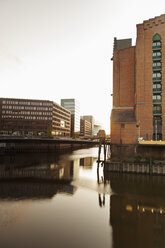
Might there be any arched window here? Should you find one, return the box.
[153,34,161,41]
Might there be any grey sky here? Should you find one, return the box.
[0,0,165,132]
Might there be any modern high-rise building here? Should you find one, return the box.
[111,14,165,146]
[61,99,80,136]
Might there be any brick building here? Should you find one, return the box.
[0,97,71,136]
[111,14,165,145]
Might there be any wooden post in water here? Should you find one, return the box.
[149,156,152,175]
[98,142,101,163]
[104,143,106,163]
[98,138,106,163]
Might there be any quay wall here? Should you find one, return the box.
[108,143,165,175]
[105,161,165,175]
[111,144,165,161]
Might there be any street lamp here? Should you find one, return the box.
[136,120,140,141]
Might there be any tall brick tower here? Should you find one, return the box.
[111,14,165,147]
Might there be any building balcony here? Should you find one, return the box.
[153,110,162,115]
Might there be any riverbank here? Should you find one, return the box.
[107,143,165,175]
[105,160,165,175]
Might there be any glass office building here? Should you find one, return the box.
[61,99,80,136]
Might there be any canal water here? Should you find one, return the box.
[0,147,165,248]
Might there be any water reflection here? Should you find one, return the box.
[0,148,98,200]
[2,148,165,248]
[0,182,75,200]
[106,173,165,248]
[98,193,105,207]
[0,148,112,248]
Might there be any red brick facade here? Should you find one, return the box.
[111,14,165,144]
[113,46,135,108]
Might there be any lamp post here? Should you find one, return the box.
[136,121,140,141]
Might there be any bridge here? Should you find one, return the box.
[0,136,101,154]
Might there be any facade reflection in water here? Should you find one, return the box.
[0,148,112,248]
[0,150,96,199]
[106,173,165,248]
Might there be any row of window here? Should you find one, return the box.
[52,122,67,128]
[52,119,70,125]
[2,100,53,106]
[2,116,52,120]
[2,105,52,111]
[152,36,162,132]
[152,41,161,47]
[153,105,161,111]
[52,126,69,131]
[153,84,161,89]
[153,62,161,67]
[2,111,52,116]
[153,95,161,100]
[53,104,70,115]
[153,72,161,78]
[153,52,161,57]
[53,108,70,118]
[53,112,70,122]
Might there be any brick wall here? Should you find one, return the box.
[113,46,135,108]
[111,122,138,144]
[112,42,136,144]
[136,15,165,140]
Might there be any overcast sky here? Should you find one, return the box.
[0,0,165,133]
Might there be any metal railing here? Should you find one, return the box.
[153,77,161,82]
[153,99,161,104]
[152,46,161,50]
[153,88,161,93]
[153,66,161,70]
[153,56,161,61]
[153,110,162,115]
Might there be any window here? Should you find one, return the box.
[153,52,161,57]
[153,105,161,111]
[153,62,161,67]
[153,72,161,78]
[152,41,161,47]
[153,95,161,100]
[153,33,161,41]
[153,84,161,89]
[121,123,125,129]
